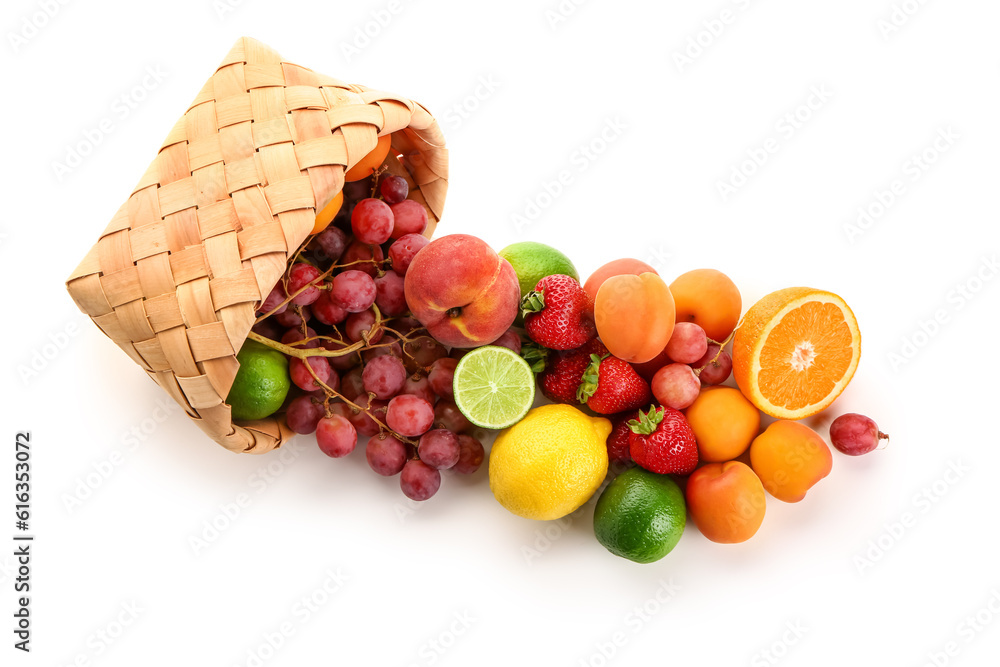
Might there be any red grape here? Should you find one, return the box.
[312,291,348,326]
[341,239,384,277]
[275,306,310,328]
[400,459,441,501]
[251,319,281,341]
[281,326,319,348]
[315,226,348,262]
[417,429,460,470]
[345,308,384,344]
[340,366,366,401]
[434,401,471,434]
[403,336,448,373]
[379,174,409,205]
[386,395,435,437]
[366,436,408,476]
[453,435,485,475]
[830,413,888,456]
[348,399,389,438]
[651,363,701,410]
[491,328,522,354]
[289,356,332,393]
[316,415,358,458]
[343,179,372,201]
[389,200,428,238]
[287,263,323,306]
[257,284,288,316]
[388,233,429,276]
[352,198,394,245]
[331,270,376,313]
[400,374,436,404]
[285,396,324,434]
[362,355,407,400]
[694,344,732,385]
[665,322,708,364]
[374,271,408,316]
[427,357,458,401]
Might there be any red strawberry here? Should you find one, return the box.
[606,411,640,465]
[576,354,652,415]
[535,339,607,404]
[522,274,596,350]
[628,406,698,475]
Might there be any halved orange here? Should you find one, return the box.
[732,287,860,419]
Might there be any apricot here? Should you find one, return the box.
[594,273,674,364]
[345,133,392,182]
[750,420,832,503]
[686,461,766,544]
[403,234,520,348]
[684,386,760,462]
[669,268,742,342]
[583,258,658,302]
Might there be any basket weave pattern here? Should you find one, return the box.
[66,37,448,454]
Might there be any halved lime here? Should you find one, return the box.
[453,345,535,430]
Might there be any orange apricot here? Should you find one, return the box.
[345,133,392,182]
[594,272,675,364]
[669,268,742,342]
[684,386,760,462]
[583,258,658,302]
[749,420,832,503]
[686,461,766,544]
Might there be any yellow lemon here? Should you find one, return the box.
[489,404,611,521]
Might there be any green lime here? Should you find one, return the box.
[226,339,291,421]
[453,345,535,430]
[498,241,580,300]
[593,467,687,564]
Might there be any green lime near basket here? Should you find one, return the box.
[226,339,290,421]
[453,345,535,430]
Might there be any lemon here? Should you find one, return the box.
[226,339,290,421]
[593,468,686,563]
[489,404,611,521]
[498,241,579,301]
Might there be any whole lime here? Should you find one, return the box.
[226,339,291,421]
[498,242,580,300]
[593,467,686,563]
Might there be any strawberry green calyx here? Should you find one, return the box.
[520,290,545,318]
[627,405,664,435]
[520,344,549,374]
[576,354,607,403]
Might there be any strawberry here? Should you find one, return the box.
[628,406,698,475]
[535,339,607,404]
[522,274,596,350]
[576,354,652,415]
[606,411,640,465]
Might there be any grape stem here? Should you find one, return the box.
[254,257,384,324]
[693,323,741,376]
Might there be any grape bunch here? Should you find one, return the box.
[250,170,492,501]
[641,321,735,411]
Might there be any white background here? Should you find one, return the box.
[3,0,999,665]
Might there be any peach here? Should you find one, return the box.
[403,234,520,348]
[686,461,766,544]
[583,257,658,302]
[684,386,760,462]
[669,268,742,342]
[750,420,832,503]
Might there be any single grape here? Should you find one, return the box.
[316,415,358,458]
[345,308,384,344]
[453,435,485,475]
[388,233,429,276]
[401,374,436,404]
[366,436,408,476]
[434,401,472,434]
[393,316,423,336]
[400,459,441,501]
[281,326,320,349]
[251,319,282,341]
[374,271,408,316]
[694,344,733,385]
[491,328,522,355]
[651,363,701,410]
[341,239,384,277]
[830,413,888,456]
[312,291,348,326]
[389,200,428,238]
[342,179,372,202]
[275,306,310,328]
[287,263,323,306]
[386,394,435,437]
[322,338,360,371]
[417,429,461,470]
[257,284,288,316]
[340,366,366,401]
[379,174,409,205]
[331,270,377,313]
[362,355,407,400]
[427,357,458,401]
[348,399,389,438]
[314,226,348,263]
[285,396,324,434]
[289,356,333,393]
[449,348,469,362]
[403,336,448,373]
[363,339,403,364]
[665,322,709,364]
[352,198,394,245]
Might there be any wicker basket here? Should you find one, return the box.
[66,37,449,455]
